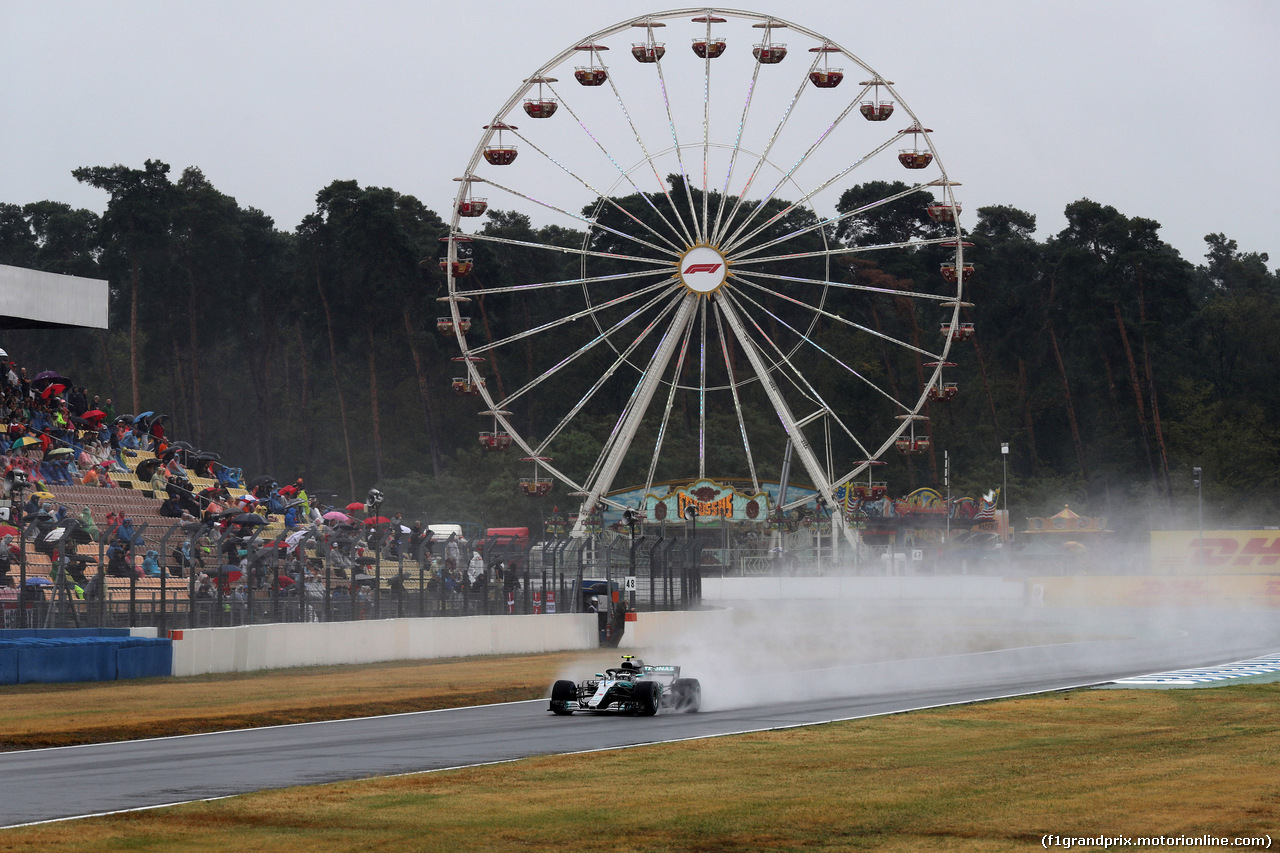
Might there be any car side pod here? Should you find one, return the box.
[550,679,577,715]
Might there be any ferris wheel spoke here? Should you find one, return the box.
[700,17,712,242]
[643,306,698,502]
[570,295,701,531]
[477,175,683,260]
[465,279,675,360]
[528,288,688,455]
[453,267,671,299]
[731,234,958,266]
[537,87,689,252]
[727,180,931,261]
[467,232,677,266]
[731,273,943,362]
[599,73,699,248]
[722,129,904,256]
[714,50,822,249]
[653,57,704,245]
[714,292,836,506]
[723,268,956,304]
[698,298,708,479]
[715,289,890,468]
[712,305,759,492]
[725,284,921,420]
[710,51,766,250]
[713,83,870,249]
[500,128,684,256]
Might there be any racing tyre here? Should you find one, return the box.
[671,678,702,713]
[549,679,577,715]
[634,681,660,716]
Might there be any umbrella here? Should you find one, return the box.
[31,491,56,502]
[232,513,267,526]
[285,529,311,548]
[322,511,350,523]
[136,458,162,481]
[32,371,68,388]
[44,447,73,459]
[133,411,155,424]
[194,451,221,462]
[363,516,390,525]
[40,383,67,399]
[81,409,107,421]
[352,573,376,585]
[9,436,39,450]
[24,576,52,586]
[345,502,365,513]
[0,524,18,537]
[247,475,276,489]
[0,348,7,359]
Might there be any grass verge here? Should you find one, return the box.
[0,650,620,749]
[4,683,1278,851]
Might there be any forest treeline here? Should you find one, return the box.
[0,159,1276,534]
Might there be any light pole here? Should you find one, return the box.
[623,508,640,611]
[1192,466,1203,552]
[1001,443,1010,548]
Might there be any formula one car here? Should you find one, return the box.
[549,655,701,716]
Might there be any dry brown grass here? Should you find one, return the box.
[5,683,1279,852]
[0,649,621,749]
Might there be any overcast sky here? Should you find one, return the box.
[2,1,1277,266]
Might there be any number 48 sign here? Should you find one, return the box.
[624,576,637,592]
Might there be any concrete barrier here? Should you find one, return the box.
[169,614,599,677]
[619,608,734,649]
[700,575,1025,602]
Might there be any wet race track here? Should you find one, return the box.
[4,607,1279,827]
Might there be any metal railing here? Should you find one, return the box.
[7,519,707,631]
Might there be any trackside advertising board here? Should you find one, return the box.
[1151,530,1280,575]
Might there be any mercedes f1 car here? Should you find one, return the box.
[549,655,701,716]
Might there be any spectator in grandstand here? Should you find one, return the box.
[141,549,163,577]
[467,546,486,587]
[159,495,184,518]
[114,515,141,558]
[444,533,460,574]
[149,465,168,494]
[78,506,99,542]
[293,479,310,515]
[68,386,87,416]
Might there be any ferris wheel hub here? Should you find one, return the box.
[678,246,728,295]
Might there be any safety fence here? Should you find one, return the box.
[6,520,704,632]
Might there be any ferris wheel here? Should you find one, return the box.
[441,9,972,538]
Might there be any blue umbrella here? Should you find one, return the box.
[133,411,155,424]
[24,577,52,586]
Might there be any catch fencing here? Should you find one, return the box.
[6,520,704,632]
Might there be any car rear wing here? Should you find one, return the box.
[642,665,680,678]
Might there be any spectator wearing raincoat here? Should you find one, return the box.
[141,550,162,577]
[78,507,99,542]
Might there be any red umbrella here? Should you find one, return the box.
[345,502,365,513]
[0,524,18,537]
[363,516,390,525]
[82,409,107,421]
[41,383,67,400]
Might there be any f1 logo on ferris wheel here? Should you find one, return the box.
[678,246,728,294]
